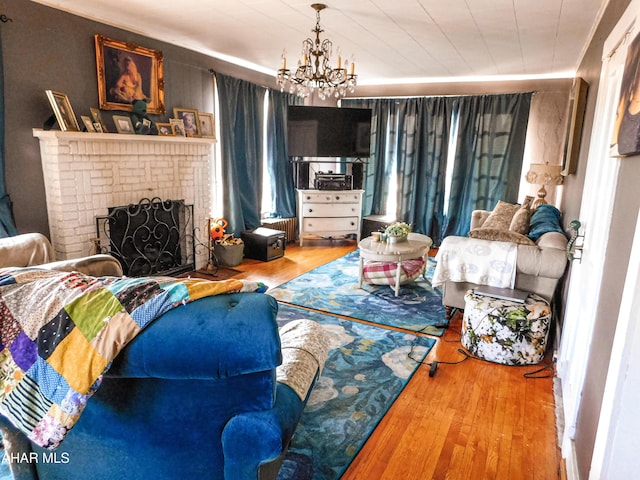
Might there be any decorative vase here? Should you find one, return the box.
[388,234,407,244]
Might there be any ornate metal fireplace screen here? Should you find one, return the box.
[95,198,195,277]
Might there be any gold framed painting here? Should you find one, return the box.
[45,90,80,131]
[561,77,588,175]
[173,108,200,137]
[95,34,165,115]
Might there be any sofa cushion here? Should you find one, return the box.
[509,206,531,234]
[482,200,521,230]
[468,228,535,245]
[528,204,566,241]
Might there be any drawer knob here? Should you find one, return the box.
[336,196,340,200]
[308,209,313,213]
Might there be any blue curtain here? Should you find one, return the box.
[397,97,452,244]
[442,93,532,237]
[215,73,266,236]
[0,30,17,238]
[266,90,303,218]
[341,98,395,217]
[342,97,451,243]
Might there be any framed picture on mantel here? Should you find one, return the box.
[45,90,80,132]
[95,34,165,115]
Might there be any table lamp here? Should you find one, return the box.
[525,163,563,207]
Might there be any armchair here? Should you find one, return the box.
[0,233,327,480]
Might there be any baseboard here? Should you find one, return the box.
[562,437,580,480]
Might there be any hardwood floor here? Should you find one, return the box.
[230,240,561,480]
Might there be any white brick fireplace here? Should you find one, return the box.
[33,129,215,270]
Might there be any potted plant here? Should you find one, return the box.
[385,222,411,243]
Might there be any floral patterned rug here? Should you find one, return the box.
[269,250,449,336]
[276,304,435,480]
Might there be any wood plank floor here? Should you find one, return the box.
[227,240,562,480]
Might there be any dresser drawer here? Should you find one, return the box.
[303,217,359,232]
[301,192,362,204]
[302,203,361,217]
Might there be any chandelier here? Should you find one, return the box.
[276,3,357,100]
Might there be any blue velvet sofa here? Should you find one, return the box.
[0,234,325,480]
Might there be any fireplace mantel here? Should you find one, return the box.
[33,128,214,269]
[33,128,217,148]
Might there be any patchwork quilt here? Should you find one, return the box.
[0,267,266,449]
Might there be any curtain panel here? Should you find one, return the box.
[266,90,303,219]
[0,31,17,237]
[341,98,393,217]
[442,92,532,237]
[215,73,266,236]
[342,97,452,243]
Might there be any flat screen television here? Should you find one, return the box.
[287,106,372,158]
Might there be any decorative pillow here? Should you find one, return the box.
[509,205,532,234]
[469,228,536,245]
[482,201,521,230]
[528,204,566,241]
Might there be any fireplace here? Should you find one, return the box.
[33,129,214,270]
[96,198,195,277]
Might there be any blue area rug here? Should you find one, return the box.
[269,250,448,336]
[276,304,435,480]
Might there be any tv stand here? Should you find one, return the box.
[296,189,364,246]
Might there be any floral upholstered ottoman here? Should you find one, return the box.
[461,291,552,365]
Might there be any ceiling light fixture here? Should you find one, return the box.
[276,3,356,99]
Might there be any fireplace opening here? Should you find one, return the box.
[96,197,195,277]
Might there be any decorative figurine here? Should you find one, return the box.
[130,99,158,135]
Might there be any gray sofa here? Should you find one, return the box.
[437,209,568,316]
[0,232,123,276]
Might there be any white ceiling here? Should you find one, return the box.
[33,0,607,84]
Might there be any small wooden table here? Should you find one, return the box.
[358,235,432,296]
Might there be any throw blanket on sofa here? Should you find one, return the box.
[0,267,266,449]
[432,236,517,289]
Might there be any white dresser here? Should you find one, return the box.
[297,189,364,246]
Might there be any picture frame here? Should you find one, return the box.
[173,108,200,137]
[95,34,165,115]
[113,115,135,134]
[157,122,175,136]
[610,30,640,157]
[90,107,108,133]
[562,77,588,175]
[45,90,80,131]
[81,115,96,132]
[198,112,215,138]
[170,118,186,137]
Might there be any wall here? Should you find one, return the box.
[0,0,278,236]
[557,0,638,477]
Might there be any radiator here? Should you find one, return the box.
[261,217,297,243]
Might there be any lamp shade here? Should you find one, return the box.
[525,163,563,186]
